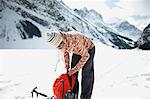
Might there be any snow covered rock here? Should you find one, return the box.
[16,20,41,39]
[136,24,150,50]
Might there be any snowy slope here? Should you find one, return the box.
[0,43,150,99]
[0,0,135,49]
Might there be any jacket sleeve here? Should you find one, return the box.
[63,51,70,71]
[72,49,90,73]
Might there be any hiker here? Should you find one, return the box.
[47,31,95,99]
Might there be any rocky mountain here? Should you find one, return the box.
[0,0,135,49]
[136,24,150,50]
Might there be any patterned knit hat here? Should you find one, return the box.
[47,31,63,48]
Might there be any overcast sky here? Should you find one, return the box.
[62,0,150,30]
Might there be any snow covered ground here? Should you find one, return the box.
[0,43,150,99]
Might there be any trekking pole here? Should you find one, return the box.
[31,87,48,98]
[31,87,38,98]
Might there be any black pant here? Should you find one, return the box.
[71,47,95,99]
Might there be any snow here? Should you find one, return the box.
[0,43,150,99]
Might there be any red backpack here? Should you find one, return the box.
[53,73,76,99]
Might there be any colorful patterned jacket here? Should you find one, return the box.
[60,31,95,73]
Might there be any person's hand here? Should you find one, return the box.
[68,69,76,76]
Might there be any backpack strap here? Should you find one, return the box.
[67,74,76,90]
[71,75,76,90]
[61,79,65,99]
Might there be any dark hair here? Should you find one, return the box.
[57,41,63,49]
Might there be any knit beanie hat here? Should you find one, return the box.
[47,31,63,48]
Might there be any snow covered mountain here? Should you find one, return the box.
[74,7,105,28]
[0,0,135,49]
[106,18,142,41]
[74,8,142,42]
